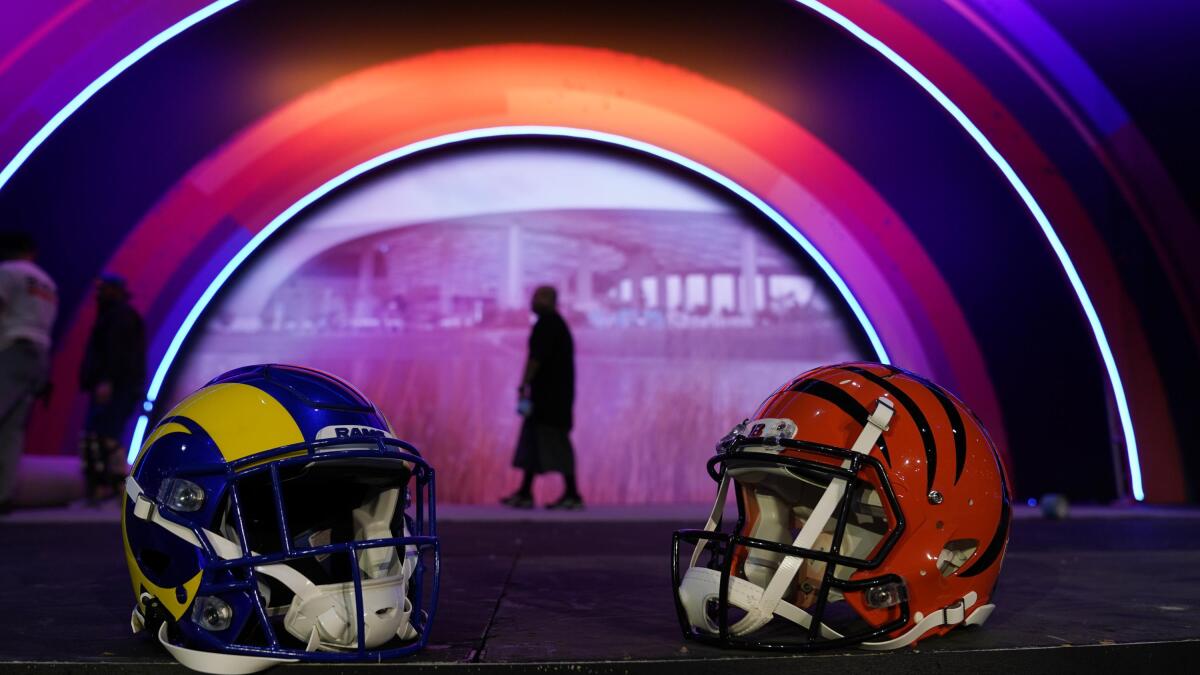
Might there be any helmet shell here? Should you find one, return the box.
[123,364,398,642]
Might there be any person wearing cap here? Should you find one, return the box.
[79,274,145,503]
[0,232,57,515]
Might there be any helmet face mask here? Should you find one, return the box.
[123,365,439,672]
[175,441,436,658]
[673,434,911,650]
[673,363,1011,652]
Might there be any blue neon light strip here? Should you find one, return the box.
[129,414,150,459]
[130,126,893,460]
[791,0,1143,500]
[0,0,243,190]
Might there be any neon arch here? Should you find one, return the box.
[790,0,1143,499]
[129,125,897,457]
[0,1,1157,499]
[0,0,241,190]
[27,44,998,490]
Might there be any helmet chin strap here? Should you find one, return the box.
[156,622,295,675]
[678,567,843,639]
[679,565,990,649]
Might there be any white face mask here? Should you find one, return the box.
[278,488,419,651]
[281,565,417,651]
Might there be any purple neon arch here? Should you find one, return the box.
[0,0,1150,499]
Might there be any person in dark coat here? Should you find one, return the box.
[501,285,582,509]
[79,275,145,502]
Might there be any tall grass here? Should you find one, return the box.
[172,326,859,504]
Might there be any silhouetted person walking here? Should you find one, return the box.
[79,275,145,503]
[502,285,582,509]
[0,232,56,514]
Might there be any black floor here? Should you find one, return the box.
[2,514,1200,673]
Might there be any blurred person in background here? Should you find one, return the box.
[0,232,56,514]
[79,274,145,503]
[501,285,583,510]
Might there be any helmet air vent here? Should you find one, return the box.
[937,539,979,576]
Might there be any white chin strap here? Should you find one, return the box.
[678,397,992,648]
[156,622,294,675]
[277,488,420,652]
[127,480,419,673]
[678,567,991,649]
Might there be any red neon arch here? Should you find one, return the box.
[4,1,1186,500]
[826,0,1184,500]
[35,44,1005,470]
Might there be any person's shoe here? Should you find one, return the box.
[545,494,584,511]
[499,492,534,509]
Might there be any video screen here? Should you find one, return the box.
[166,142,867,504]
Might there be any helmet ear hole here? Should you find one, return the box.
[937,539,979,576]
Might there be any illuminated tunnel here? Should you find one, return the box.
[1,0,1197,503]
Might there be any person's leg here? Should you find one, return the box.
[0,343,40,508]
[545,427,583,509]
[518,470,535,497]
[502,419,539,507]
[80,429,103,502]
[0,395,32,508]
[81,393,114,501]
[96,389,137,497]
[562,472,579,499]
[546,474,584,509]
[500,470,535,508]
[104,437,126,495]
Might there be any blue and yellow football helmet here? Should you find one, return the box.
[122,364,438,673]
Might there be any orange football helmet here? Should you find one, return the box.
[673,362,1011,650]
